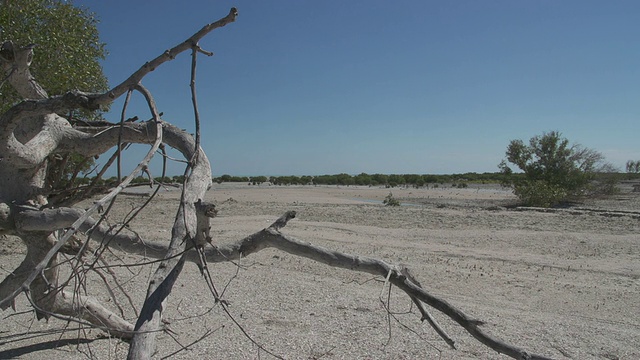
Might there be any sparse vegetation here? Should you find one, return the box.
[383,192,400,206]
[626,160,640,174]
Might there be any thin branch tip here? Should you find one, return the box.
[269,211,296,230]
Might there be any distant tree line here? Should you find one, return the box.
[212,172,515,187]
[70,168,634,192]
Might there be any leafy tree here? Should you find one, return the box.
[312,174,336,185]
[0,0,108,199]
[154,176,173,183]
[371,173,388,186]
[387,174,405,187]
[250,175,268,184]
[422,175,439,184]
[403,174,422,186]
[272,175,297,185]
[626,160,640,173]
[0,0,108,112]
[214,175,249,183]
[354,172,372,186]
[499,131,611,207]
[335,173,355,186]
[131,176,148,184]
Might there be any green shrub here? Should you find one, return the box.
[383,192,400,206]
[626,160,640,174]
[499,131,613,207]
[512,181,567,208]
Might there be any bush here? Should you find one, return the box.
[499,131,613,207]
[512,181,568,208]
[383,192,400,206]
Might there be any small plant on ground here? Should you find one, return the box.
[383,192,400,206]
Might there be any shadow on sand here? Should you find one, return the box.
[0,335,95,358]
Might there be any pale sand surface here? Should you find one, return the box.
[1,183,639,359]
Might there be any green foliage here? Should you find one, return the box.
[626,160,640,174]
[383,192,400,206]
[1,0,109,202]
[250,176,269,184]
[312,174,336,185]
[354,173,372,186]
[271,175,302,185]
[371,174,388,185]
[262,172,509,187]
[387,174,405,187]
[511,181,568,208]
[335,173,354,186]
[154,176,174,183]
[214,174,249,183]
[131,176,148,184]
[196,172,512,188]
[499,131,609,207]
[0,0,108,113]
[83,172,538,190]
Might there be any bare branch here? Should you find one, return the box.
[11,203,554,359]
[269,210,297,230]
[25,288,135,339]
[124,11,236,358]
[0,7,236,174]
[94,7,238,108]
[195,221,552,360]
[399,265,456,350]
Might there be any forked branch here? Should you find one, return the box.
[0,107,163,310]
[94,7,238,107]
[205,214,554,360]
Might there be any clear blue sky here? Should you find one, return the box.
[75,0,640,176]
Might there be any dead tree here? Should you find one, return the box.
[0,8,554,360]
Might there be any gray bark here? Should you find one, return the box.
[0,7,235,355]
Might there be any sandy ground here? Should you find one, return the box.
[1,183,639,359]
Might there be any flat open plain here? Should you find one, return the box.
[1,183,639,359]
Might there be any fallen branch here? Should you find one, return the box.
[199,215,554,360]
[13,206,554,359]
